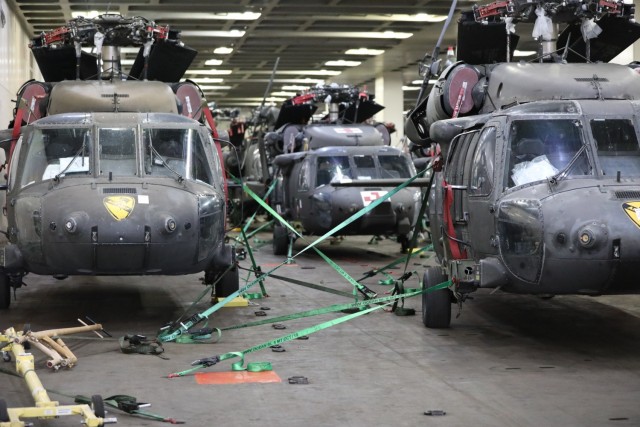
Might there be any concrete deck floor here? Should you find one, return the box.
[1,233,640,426]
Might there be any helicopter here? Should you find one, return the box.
[404,0,640,328]
[0,13,239,309]
[267,84,423,254]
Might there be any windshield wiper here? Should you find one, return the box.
[149,143,184,183]
[548,144,590,185]
[53,136,88,183]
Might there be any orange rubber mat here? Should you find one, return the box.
[195,370,282,384]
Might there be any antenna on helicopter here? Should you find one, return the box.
[412,0,459,110]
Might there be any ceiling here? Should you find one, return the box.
[6,0,519,112]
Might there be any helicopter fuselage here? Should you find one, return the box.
[430,99,640,296]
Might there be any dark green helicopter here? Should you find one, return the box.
[405,0,640,327]
[0,14,238,309]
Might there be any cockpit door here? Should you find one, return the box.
[466,124,500,259]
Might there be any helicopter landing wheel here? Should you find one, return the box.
[215,267,240,299]
[0,274,10,310]
[422,266,451,329]
[273,223,289,256]
[90,395,105,418]
[0,399,9,422]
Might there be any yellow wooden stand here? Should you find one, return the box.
[0,326,114,426]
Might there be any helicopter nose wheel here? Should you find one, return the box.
[0,273,10,310]
[421,266,452,328]
[272,223,289,256]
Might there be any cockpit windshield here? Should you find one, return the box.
[506,119,592,188]
[17,127,91,188]
[143,128,213,184]
[591,119,640,178]
[16,125,216,187]
[316,154,412,187]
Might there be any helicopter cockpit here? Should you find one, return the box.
[12,113,221,190]
[315,153,414,187]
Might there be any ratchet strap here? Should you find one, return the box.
[168,282,450,378]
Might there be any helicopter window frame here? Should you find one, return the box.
[299,158,311,192]
[469,126,496,197]
[8,136,23,191]
[98,127,138,177]
[505,118,591,189]
[16,126,93,189]
[589,118,640,178]
[142,126,217,186]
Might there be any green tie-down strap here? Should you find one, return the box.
[158,166,432,343]
[167,282,451,378]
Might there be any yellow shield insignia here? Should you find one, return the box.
[622,201,640,228]
[103,196,136,221]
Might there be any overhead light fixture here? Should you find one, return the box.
[402,86,421,91]
[121,59,135,65]
[198,85,233,90]
[411,13,448,22]
[325,60,361,67]
[313,13,447,23]
[514,50,536,57]
[181,30,246,38]
[187,77,224,83]
[213,47,234,54]
[271,91,297,97]
[345,48,384,56]
[265,31,411,39]
[185,70,233,75]
[411,79,438,85]
[282,85,310,91]
[71,10,101,19]
[205,59,223,66]
[277,70,341,76]
[72,11,261,20]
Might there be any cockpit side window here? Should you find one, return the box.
[591,119,640,177]
[506,119,589,188]
[99,128,137,176]
[469,127,496,197]
[18,127,92,188]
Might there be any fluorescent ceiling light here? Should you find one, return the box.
[181,30,246,37]
[187,78,224,83]
[121,59,135,65]
[345,48,384,56]
[410,13,448,22]
[71,11,101,19]
[271,91,297,97]
[271,13,446,23]
[402,86,420,91]
[198,85,233,90]
[264,31,411,39]
[266,97,287,102]
[282,85,310,91]
[274,70,341,76]
[411,79,438,85]
[214,47,234,54]
[71,11,261,21]
[205,59,223,66]
[185,70,233,75]
[325,60,361,67]
[514,50,536,57]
